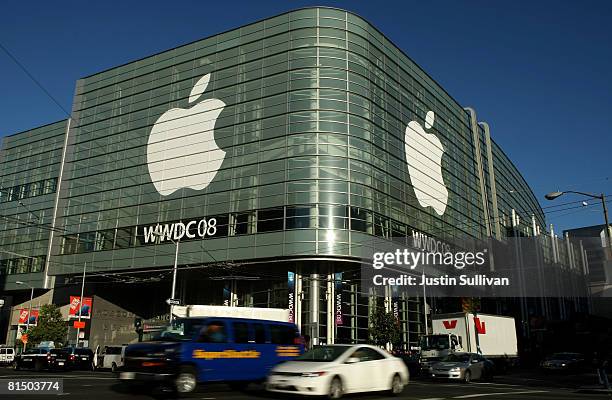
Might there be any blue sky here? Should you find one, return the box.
[1,0,611,233]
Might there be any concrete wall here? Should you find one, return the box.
[87,295,140,350]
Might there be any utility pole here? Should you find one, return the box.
[75,262,86,346]
[600,193,611,259]
[170,240,179,323]
[152,229,180,324]
[422,267,429,335]
[15,281,34,351]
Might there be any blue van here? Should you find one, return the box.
[119,317,303,394]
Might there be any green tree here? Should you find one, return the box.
[368,301,401,348]
[26,304,67,347]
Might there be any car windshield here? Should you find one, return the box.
[152,319,202,342]
[295,346,350,362]
[442,353,470,362]
[420,335,450,350]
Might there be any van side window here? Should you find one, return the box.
[233,322,250,343]
[198,321,227,343]
[253,323,267,344]
[270,324,296,344]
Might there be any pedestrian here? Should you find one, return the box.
[303,334,311,351]
[600,357,610,390]
[594,352,610,390]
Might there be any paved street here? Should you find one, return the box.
[0,368,610,400]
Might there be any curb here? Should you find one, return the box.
[575,387,612,394]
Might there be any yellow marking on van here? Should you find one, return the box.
[192,349,261,360]
[275,346,300,357]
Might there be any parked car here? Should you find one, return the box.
[0,346,15,365]
[63,347,95,371]
[95,345,126,372]
[13,348,69,371]
[266,344,409,398]
[540,352,586,372]
[429,352,494,383]
[393,350,422,376]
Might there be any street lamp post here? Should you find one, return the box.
[15,281,34,351]
[153,231,180,323]
[544,191,612,258]
[170,239,179,323]
[75,262,87,346]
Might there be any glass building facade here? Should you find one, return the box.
[0,120,66,290]
[1,8,583,347]
[50,8,544,272]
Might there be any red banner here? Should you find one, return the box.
[18,309,39,325]
[73,321,86,329]
[69,296,93,319]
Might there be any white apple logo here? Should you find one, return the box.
[147,74,226,196]
[404,111,448,216]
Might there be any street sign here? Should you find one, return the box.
[166,298,180,306]
[73,321,86,329]
[21,334,28,344]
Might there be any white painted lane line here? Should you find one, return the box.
[453,390,548,398]
[418,398,446,400]
[471,382,524,387]
[0,375,114,379]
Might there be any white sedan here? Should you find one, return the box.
[266,344,409,398]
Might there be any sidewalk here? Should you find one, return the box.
[493,368,612,391]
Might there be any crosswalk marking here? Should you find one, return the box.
[452,390,549,398]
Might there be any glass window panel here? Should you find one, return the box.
[115,227,134,249]
[319,205,348,229]
[257,208,284,232]
[286,206,314,229]
[61,236,78,255]
[78,232,96,253]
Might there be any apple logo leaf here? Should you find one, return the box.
[425,110,435,130]
[189,73,211,104]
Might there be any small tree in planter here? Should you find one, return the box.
[369,301,401,349]
[26,304,67,348]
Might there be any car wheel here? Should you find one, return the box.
[175,366,197,395]
[34,360,43,372]
[328,376,343,399]
[389,373,404,395]
[463,370,471,384]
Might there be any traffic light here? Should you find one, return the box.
[134,317,143,342]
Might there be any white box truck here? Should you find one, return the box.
[172,304,290,322]
[420,313,518,371]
